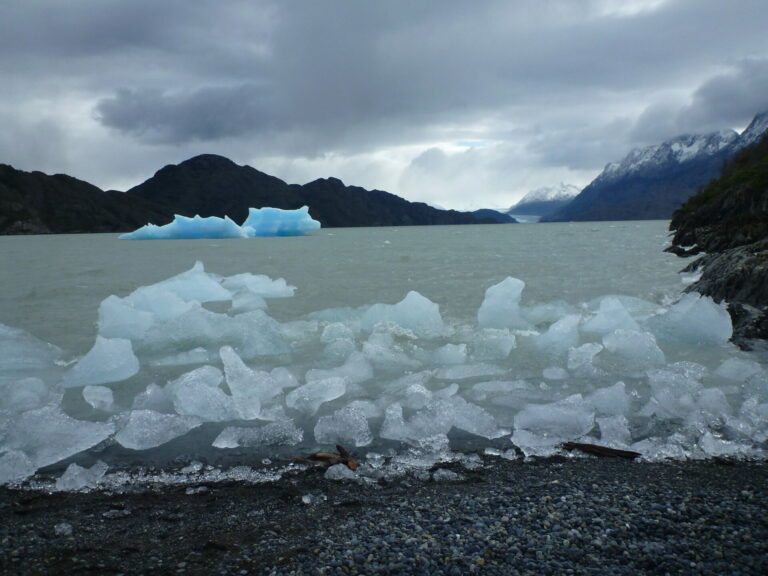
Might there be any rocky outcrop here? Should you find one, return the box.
[667,130,768,346]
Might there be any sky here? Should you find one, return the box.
[2,0,768,211]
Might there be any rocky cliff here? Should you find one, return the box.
[667,131,768,346]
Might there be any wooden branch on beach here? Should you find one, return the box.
[294,444,359,470]
[561,441,641,460]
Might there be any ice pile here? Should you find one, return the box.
[1,267,767,488]
[119,206,320,239]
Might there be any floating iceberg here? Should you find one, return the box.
[119,206,320,239]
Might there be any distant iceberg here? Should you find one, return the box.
[119,206,320,240]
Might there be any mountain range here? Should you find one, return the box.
[0,155,499,234]
[507,183,580,221]
[543,111,768,222]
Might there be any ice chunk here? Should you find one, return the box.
[320,322,356,343]
[602,329,665,371]
[324,463,358,481]
[229,288,268,314]
[430,343,467,365]
[132,382,173,412]
[477,277,530,330]
[0,450,36,485]
[146,261,231,303]
[435,363,506,381]
[149,347,213,367]
[82,386,115,412]
[61,336,139,388]
[167,366,236,421]
[642,369,702,420]
[115,409,202,450]
[581,297,640,335]
[698,432,749,458]
[212,421,304,448]
[285,377,346,415]
[647,292,732,346]
[314,403,373,447]
[512,394,595,456]
[361,330,421,372]
[0,324,62,380]
[220,346,281,419]
[597,415,631,446]
[120,214,249,240]
[469,328,516,361]
[125,285,196,322]
[567,343,604,377]
[361,291,447,338]
[534,314,581,356]
[241,205,320,237]
[55,460,109,491]
[542,367,568,380]
[140,307,289,360]
[0,377,52,413]
[380,397,504,445]
[522,300,575,327]
[3,404,114,468]
[715,358,763,382]
[271,367,300,390]
[305,352,373,385]
[222,273,296,299]
[97,295,154,340]
[588,381,630,416]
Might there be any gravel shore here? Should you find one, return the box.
[2,457,767,575]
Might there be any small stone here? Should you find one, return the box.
[54,522,73,537]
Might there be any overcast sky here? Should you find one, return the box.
[2,0,767,210]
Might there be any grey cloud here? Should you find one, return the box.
[631,58,768,144]
[95,85,275,143]
[3,0,768,208]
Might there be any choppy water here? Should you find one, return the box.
[1,222,767,489]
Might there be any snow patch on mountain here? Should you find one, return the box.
[513,183,580,207]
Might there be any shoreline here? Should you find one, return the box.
[2,457,767,575]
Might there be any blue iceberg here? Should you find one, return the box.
[120,206,320,240]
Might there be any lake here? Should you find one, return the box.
[1,221,767,487]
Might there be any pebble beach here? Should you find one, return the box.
[2,457,767,575]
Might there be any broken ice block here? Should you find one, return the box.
[61,336,139,388]
[115,409,202,450]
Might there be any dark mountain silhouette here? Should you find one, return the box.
[0,154,494,234]
[0,164,166,235]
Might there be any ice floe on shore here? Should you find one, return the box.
[1,262,767,488]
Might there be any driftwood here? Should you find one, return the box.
[294,444,358,470]
[561,441,641,460]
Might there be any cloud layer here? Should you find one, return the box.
[2,0,768,209]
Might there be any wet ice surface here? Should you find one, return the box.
[1,255,768,490]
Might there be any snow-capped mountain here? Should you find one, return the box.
[598,130,739,185]
[513,183,580,205]
[737,111,768,149]
[508,183,580,221]
[543,110,768,222]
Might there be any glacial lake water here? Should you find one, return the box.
[1,221,767,487]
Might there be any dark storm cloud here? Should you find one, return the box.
[95,85,275,143]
